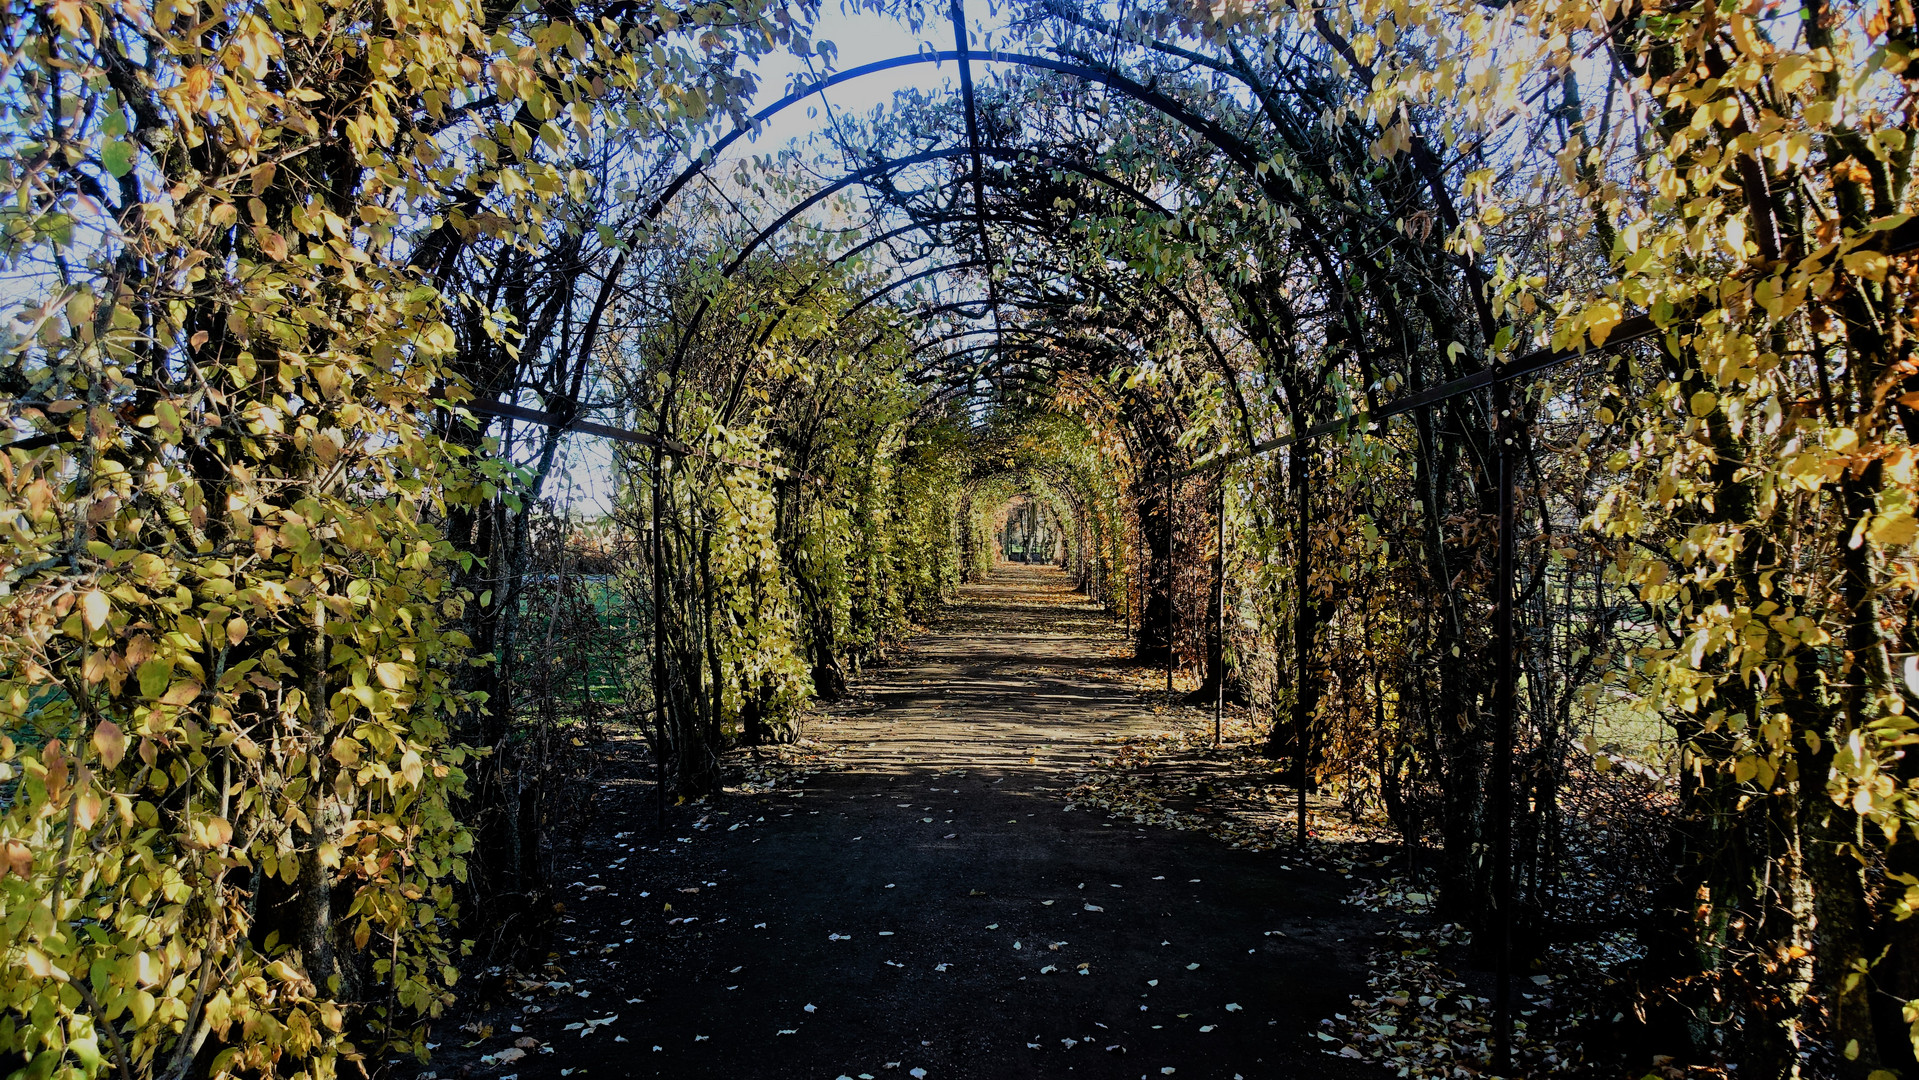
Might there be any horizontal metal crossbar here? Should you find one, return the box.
[1181,220,1919,477]
[463,399,693,455]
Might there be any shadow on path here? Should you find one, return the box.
[461,566,1387,1080]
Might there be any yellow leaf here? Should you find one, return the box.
[265,959,307,985]
[80,589,109,631]
[1869,511,1918,547]
[191,815,233,849]
[400,750,423,789]
[1844,250,1890,282]
[92,720,126,769]
[73,791,100,829]
[1586,300,1622,346]
[374,662,407,689]
[1689,391,1718,417]
[258,229,289,261]
[159,681,202,706]
[226,617,247,646]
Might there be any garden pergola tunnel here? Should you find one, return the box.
[23,0,1919,1074]
[433,7,1919,1070]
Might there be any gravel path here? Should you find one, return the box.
[451,565,1386,1080]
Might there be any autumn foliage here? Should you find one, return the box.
[3,0,1919,1074]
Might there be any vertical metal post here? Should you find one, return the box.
[1165,470,1175,695]
[650,448,671,826]
[1130,486,1140,639]
[1490,380,1518,1074]
[949,0,1004,388]
[1214,474,1225,748]
[1294,444,1309,847]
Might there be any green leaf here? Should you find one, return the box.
[138,658,174,699]
[101,140,134,178]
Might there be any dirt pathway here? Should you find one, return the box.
[453,566,1385,1080]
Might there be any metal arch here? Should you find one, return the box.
[906,314,1153,358]
[667,145,972,382]
[975,267,1256,447]
[843,259,992,320]
[949,0,999,357]
[712,259,991,429]
[738,146,1181,348]
[667,144,1177,382]
[637,50,1286,243]
[703,184,1207,431]
[900,320,1203,413]
[907,324,1147,381]
[820,299,998,380]
[471,33,1473,464]
[745,217,967,352]
[908,330,1150,405]
[996,265,1262,452]
[704,149,1195,408]
[629,45,1383,456]
[907,314,1155,360]
[645,47,1392,440]
[468,38,1456,460]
